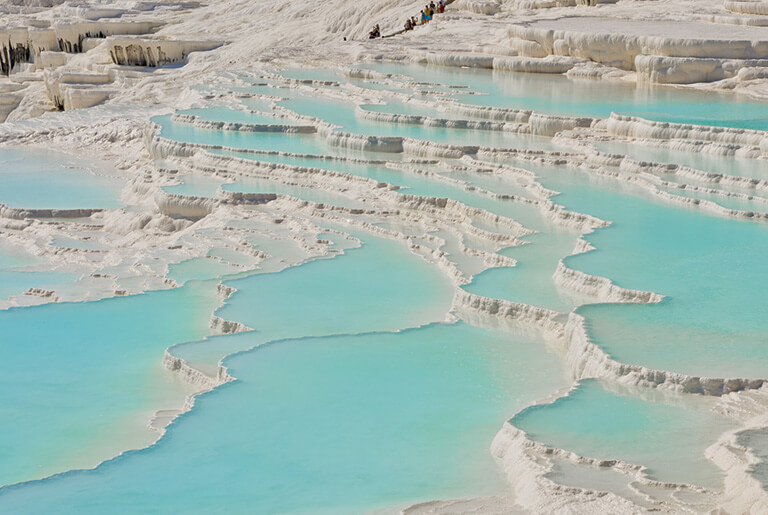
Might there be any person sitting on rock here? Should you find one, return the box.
[369,24,380,38]
[404,18,413,31]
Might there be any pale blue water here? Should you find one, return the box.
[463,230,578,313]
[206,247,259,268]
[222,180,368,209]
[442,167,539,199]
[656,183,768,213]
[359,62,768,129]
[153,114,329,155]
[161,173,227,198]
[208,149,553,230]
[351,79,414,94]
[0,282,220,486]
[0,243,34,269]
[176,107,287,125]
[177,233,454,370]
[278,97,557,149]
[6,62,768,512]
[592,140,768,183]
[520,159,768,378]
[0,321,567,514]
[167,257,240,285]
[0,242,79,300]
[362,100,490,122]
[0,148,123,209]
[0,233,568,511]
[0,270,80,300]
[210,148,397,172]
[239,83,305,98]
[513,380,734,487]
[237,97,274,112]
[51,236,109,251]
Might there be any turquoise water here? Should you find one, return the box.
[167,257,240,285]
[237,83,305,98]
[443,167,539,199]
[592,140,768,182]
[0,270,80,300]
[0,282,220,486]
[153,114,329,155]
[209,148,552,231]
[221,180,368,209]
[0,242,79,300]
[168,74,763,375]
[161,173,227,198]
[209,148,399,172]
[0,233,569,512]
[513,380,734,487]
[177,233,454,371]
[176,107,289,125]
[0,321,566,513]
[656,183,768,213]
[352,79,414,94]
[237,97,275,112]
[0,242,35,269]
[51,236,109,251]
[463,230,578,313]
[520,159,768,378]
[363,100,493,122]
[8,61,768,512]
[0,148,124,209]
[359,62,768,129]
[278,96,557,149]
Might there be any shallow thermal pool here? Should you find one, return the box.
[0,234,567,513]
[0,242,80,301]
[527,159,768,378]
[512,380,734,487]
[357,62,768,129]
[4,61,768,513]
[0,148,124,209]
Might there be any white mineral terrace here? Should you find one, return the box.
[2,0,768,513]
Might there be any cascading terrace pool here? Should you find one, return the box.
[2,61,768,513]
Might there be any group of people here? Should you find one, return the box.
[405,0,445,30]
[368,0,447,38]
